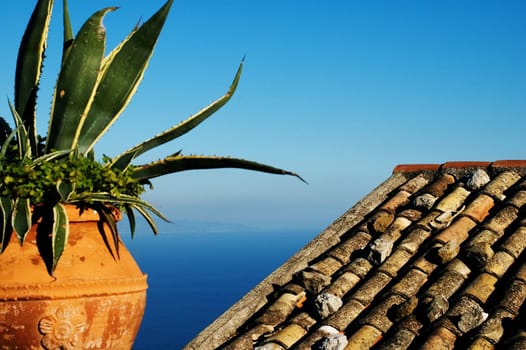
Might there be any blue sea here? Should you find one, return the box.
[122,229,317,349]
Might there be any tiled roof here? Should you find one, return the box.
[184,160,526,350]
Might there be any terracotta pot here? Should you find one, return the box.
[0,205,147,349]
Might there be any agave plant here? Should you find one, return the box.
[0,0,302,273]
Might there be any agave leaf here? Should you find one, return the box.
[131,204,159,235]
[0,197,13,253]
[76,0,174,155]
[51,203,69,272]
[46,7,114,152]
[132,155,307,183]
[69,192,169,221]
[108,149,139,173]
[8,101,31,159]
[12,198,31,245]
[62,0,74,62]
[31,150,70,166]
[14,0,54,156]
[56,179,75,202]
[93,204,120,259]
[126,198,169,222]
[123,204,136,238]
[110,59,244,170]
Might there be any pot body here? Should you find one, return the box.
[0,206,147,349]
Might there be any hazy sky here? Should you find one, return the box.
[0,1,525,231]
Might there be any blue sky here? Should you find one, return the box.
[0,1,525,231]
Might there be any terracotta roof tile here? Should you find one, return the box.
[484,251,515,278]
[492,159,526,168]
[453,297,491,335]
[501,226,526,259]
[188,161,526,350]
[262,323,307,348]
[390,267,428,299]
[481,171,522,200]
[377,329,417,350]
[298,329,348,349]
[443,161,493,169]
[369,210,395,234]
[508,190,526,208]
[424,258,471,301]
[420,326,457,350]
[462,194,495,223]
[398,227,431,254]
[351,272,392,305]
[415,210,443,231]
[346,257,374,279]
[462,272,499,303]
[296,270,331,294]
[398,173,431,193]
[514,261,526,283]
[310,256,344,277]
[412,255,438,275]
[379,190,412,213]
[433,215,477,245]
[345,324,383,349]
[378,315,423,350]
[469,228,501,249]
[483,205,519,235]
[328,231,371,265]
[324,271,362,298]
[422,173,457,197]
[499,279,526,316]
[255,292,306,326]
[467,336,495,349]
[360,294,406,333]
[477,308,513,345]
[435,186,471,212]
[326,298,366,331]
[393,163,440,173]
[377,248,414,277]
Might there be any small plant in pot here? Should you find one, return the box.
[0,0,302,348]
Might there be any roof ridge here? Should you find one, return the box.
[393,160,526,174]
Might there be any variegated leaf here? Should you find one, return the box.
[94,204,120,259]
[76,0,174,155]
[31,150,71,166]
[62,0,74,62]
[8,101,31,159]
[14,0,54,155]
[51,203,69,272]
[68,192,168,222]
[0,197,13,253]
[56,180,75,202]
[12,198,31,245]
[123,204,136,238]
[132,204,159,235]
[46,7,114,152]
[110,58,243,170]
[132,155,307,183]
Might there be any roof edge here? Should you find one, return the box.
[394,160,526,175]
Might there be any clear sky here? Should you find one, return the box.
[0,1,525,232]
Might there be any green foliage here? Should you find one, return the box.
[0,155,144,204]
[1,0,302,273]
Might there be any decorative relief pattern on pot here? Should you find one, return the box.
[39,306,87,350]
